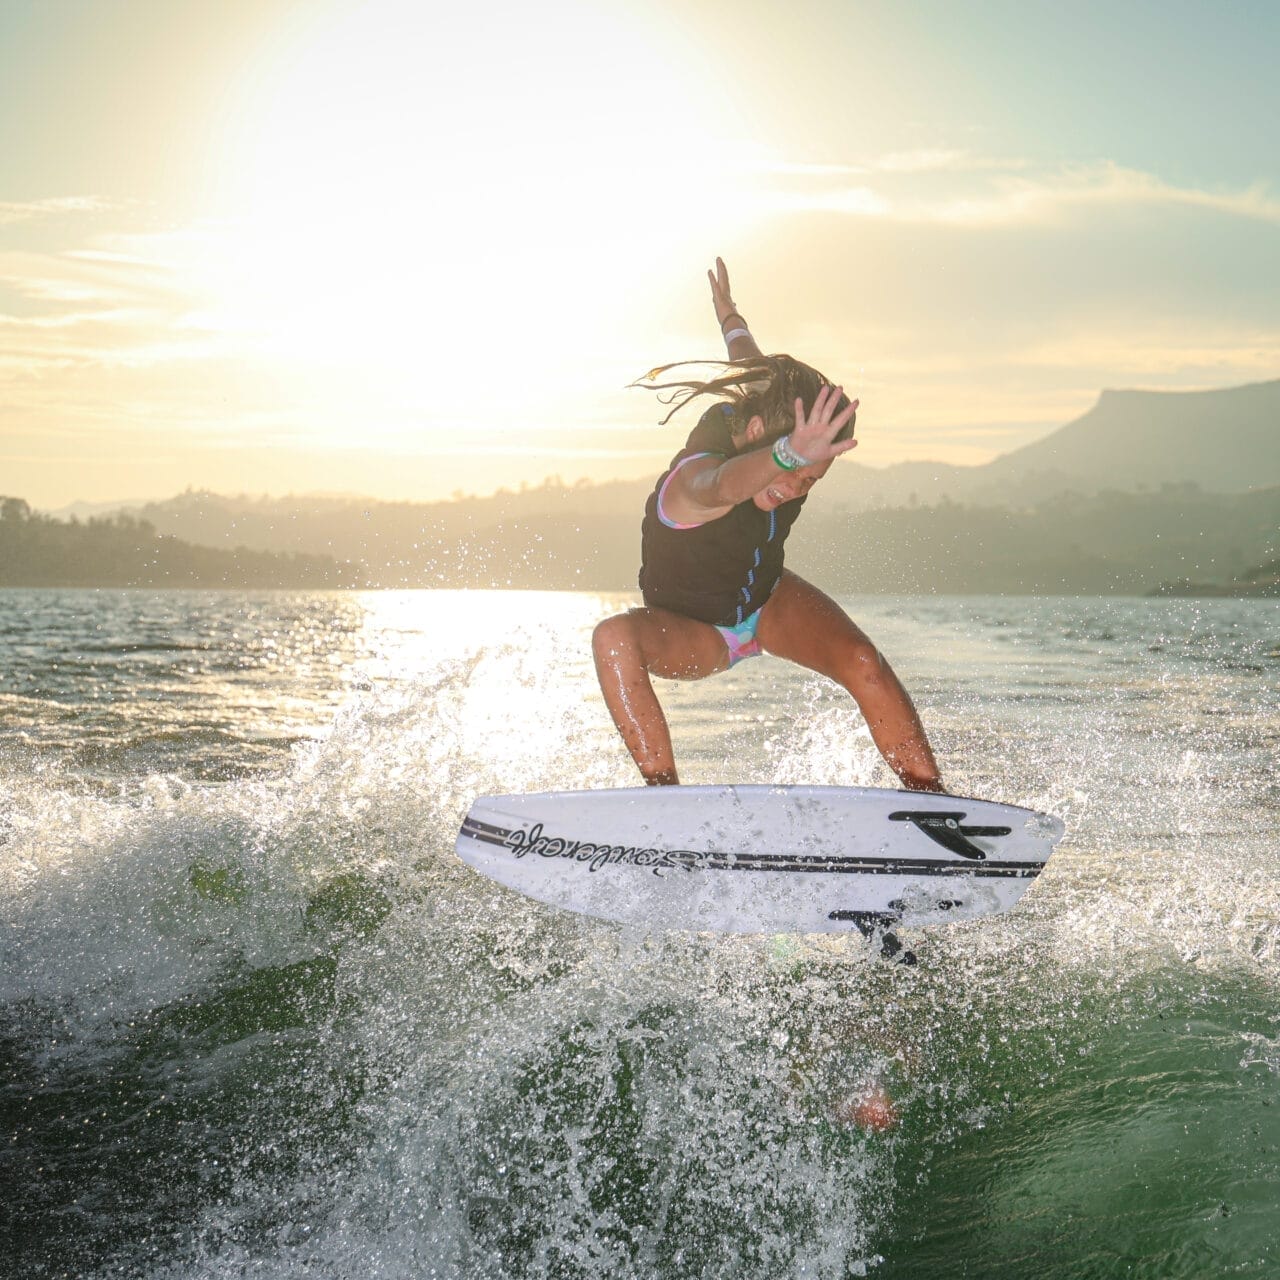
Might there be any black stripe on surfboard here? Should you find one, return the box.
[460,816,512,842]
[457,818,1043,879]
[698,854,1041,878]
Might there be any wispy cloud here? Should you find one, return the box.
[761,156,1280,228]
[0,196,122,226]
[776,186,894,216]
[1014,326,1280,379]
[3,154,1277,505]
[761,150,1025,179]
[925,163,1280,227]
[0,241,184,306]
[872,148,988,174]
[0,233,214,377]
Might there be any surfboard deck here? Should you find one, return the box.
[455,785,1064,934]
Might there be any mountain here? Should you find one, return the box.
[47,497,156,522]
[0,498,363,589]
[28,375,1279,593]
[793,484,1280,595]
[818,376,1280,510]
[62,376,1280,529]
[90,479,1279,596]
[981,378,1280,495]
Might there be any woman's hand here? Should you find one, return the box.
[790,384,860,463]
[707,256,741,330]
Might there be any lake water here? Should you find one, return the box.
[2,588,1278,1278]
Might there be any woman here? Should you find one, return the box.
[592,259,944,793]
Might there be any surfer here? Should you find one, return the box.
[593,258,945,793]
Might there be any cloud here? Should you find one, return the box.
[926,164,1280,227]
[0,241,185,307]
[0,196,121,226]
[1014,326,1280,380]
[872,148,988,174]
[4,153,1277,504]
[762,157,1280,228]
[760,150,1025,179]
[775,186,894,216]
[0,232,216,379]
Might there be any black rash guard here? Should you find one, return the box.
[637,403,808,627]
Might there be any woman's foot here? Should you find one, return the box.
[832,1081,898,1132]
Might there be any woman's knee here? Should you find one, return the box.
[592,613,637,666]
[838,636,888,693]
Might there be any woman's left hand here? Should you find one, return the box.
[790,384,860,463]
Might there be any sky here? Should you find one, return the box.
[2,0,1278,509]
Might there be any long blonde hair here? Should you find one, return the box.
[635,354,855,443]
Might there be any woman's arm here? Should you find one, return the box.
[708,257,763,360]
[663,385,859,522]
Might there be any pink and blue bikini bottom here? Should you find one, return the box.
[714,609,763,667]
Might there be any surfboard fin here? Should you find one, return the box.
[887,811,1012,861]
[878,930,917,966]
[828,910,918,966]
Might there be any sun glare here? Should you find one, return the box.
[192,0,750,440]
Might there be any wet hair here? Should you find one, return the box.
[635,354,856,445]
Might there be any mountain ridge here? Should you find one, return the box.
[21,374,1277,593]
[47,375,1280,520]
[820,376,1280,509]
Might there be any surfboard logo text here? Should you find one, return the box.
[502,822,700,875]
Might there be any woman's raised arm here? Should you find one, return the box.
[708,257,763,360]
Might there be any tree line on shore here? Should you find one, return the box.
[5,483,1278,595]
[132,480,1280,595]
[0,497,362,589]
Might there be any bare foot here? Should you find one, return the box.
[832,1082,898,1133]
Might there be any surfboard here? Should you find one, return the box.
[455,785,1064,934]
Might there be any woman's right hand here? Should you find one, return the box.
[707,256,741,330]
[790,384,860,463]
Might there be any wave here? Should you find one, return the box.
[3,596,1279,1278]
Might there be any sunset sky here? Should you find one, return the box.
[3,0,1278,509]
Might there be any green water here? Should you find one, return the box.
[2,589,1278,1277]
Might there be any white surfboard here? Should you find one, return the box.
[455,785,1064,934]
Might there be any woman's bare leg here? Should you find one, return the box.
[592,607,728,784]
[757,572,944,791]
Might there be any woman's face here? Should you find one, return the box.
[751,458,833,511]
[733,411,839,510]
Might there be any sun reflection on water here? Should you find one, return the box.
[351,590,632,792]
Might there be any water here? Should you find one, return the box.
[2,588,1277,1278]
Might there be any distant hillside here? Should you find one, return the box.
[1150,551,1280,597]
[120,480,648,589]
[793,484,1280,595]
[981,378,1280,496]
[37,374,1280,594]
[86,376,1280,533]
[82,480,1280,596]
[814,377,1280,510]
[0,498,363,589]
